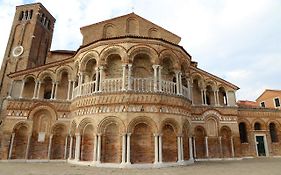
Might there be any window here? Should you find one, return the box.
[239,122,248,143]
[274,98,280,107]
[260,102,265,108]
[269,123,278,143]
[254,122,262,130]
[43,91,52,99]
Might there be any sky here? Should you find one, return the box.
[0,0,281,101]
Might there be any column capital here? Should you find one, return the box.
[75,133,80,136]
[99,66,104,70]
[153,133,159,137]
[152,64,159,69]
[22,79,26,83]
[121,64,127,67]
[127,133,132,136]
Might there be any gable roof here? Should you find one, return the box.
[256,89,281,101]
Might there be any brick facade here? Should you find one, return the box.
[0,2,281,168]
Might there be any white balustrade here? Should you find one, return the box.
[72,77,190,100]
[131,78,154,92]
[161,80,176,94]
[102,78,122,92]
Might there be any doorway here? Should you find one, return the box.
[255,135,268,157]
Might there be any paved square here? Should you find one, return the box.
[0,158,280,175]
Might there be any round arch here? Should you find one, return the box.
[127,116,158,133]
[79,51,99,72]
[159,49,180,70]
[100,45,128,64]
[38,70,55,82]
[127,45,158,65]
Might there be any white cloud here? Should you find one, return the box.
[0,0,280,101]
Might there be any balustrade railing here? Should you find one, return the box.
[102,78,122,92]
[161,80,176,95]
[72,77,191,100]
[131,78,154,92]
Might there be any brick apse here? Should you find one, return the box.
[0,2,281,168]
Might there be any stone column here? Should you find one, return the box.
[189,137,194,161]
[127,64,132,91]
[121,133,126,164]
[187,79,191,100]
[67,80,72,100]
[98,66,104,92]
[96,134,101,163]
[175,71,180,95]
[154,134,159,163]
[205,136,209,158]
[203,89,207,105]
[50,82,55,99]
[177,136,181,162]
[72,81,76,99]
[93,134,97,162]
[231,136,235,157]
[48,134,53,159]
[7,80,14,98]
[74,133,81,161]
[32,81,38,99]
[193,137,197,158]
[158,66,162,91]
[201,89,204,105]
[68,135,73,159]
[153,65,158,92]
[214,90,218,106]
[53,82,58,100]
[225,91,229,106]
[95,67,99,92]
[8,133,15,159]
[179,72,183,95]
[36,81,41,99]
[180,136,184,161]
[216,90,220,106]
[219,136,222,157]
[159,134,163,163]
[19,79,25,98]
[121,64,127,91]
[64,136,68,159]
[25,134,31,159]
[126,133,131,164]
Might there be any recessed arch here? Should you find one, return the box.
[100,45,128,64]
[127,116,158,133]
[128,45,158,65]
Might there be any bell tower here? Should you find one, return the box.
[5,3,55,70]
[0,3,55,104]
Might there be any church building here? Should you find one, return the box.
[0,3,280,168]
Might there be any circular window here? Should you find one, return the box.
[12,46,24,57]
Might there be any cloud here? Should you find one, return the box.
[0,0,280,101]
